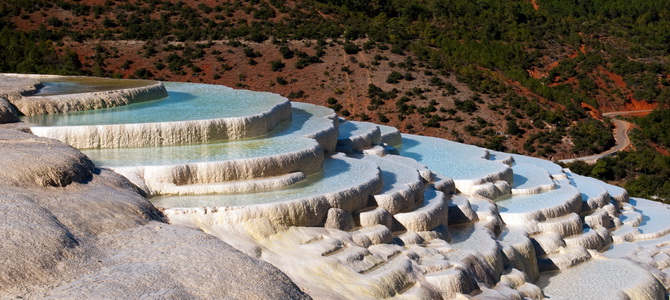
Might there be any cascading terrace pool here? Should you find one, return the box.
[18,75,670,299]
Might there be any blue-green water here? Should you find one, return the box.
[22,82,286,126]
[151,156,377,207]
[398,134,509,181]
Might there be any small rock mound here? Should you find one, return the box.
[0,129,95,187]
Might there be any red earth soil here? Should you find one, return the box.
[580,102,602,120]
[649,142,670,157]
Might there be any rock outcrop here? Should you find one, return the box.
[0,126,309,299]
[0,97,18,123]
[0,129,94,187]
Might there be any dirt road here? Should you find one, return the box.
[559,110,652,164]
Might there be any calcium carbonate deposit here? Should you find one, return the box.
[8,74,670,299]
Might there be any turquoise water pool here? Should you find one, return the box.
[398,134,509,181]
[151,156,377,207]
[22,82,286,126]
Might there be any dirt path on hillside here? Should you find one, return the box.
[559,110,653,164]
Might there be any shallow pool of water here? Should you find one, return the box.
[84,136,318,167]
[150,156,377,207]
[22,82,286,126]
[398,134,508,181]
[83,102,333,167]
[511,162,553,190]
[496,183,580,213]
[29,77,156,96]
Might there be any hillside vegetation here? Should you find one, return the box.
[1,0,669,199]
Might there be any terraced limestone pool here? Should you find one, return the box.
[79,101,335,166]
[151,155,379,208]
[84,136,318,167]
[398,134,510,184]
[29,76,157,96]
[496,183,580,215]
[23,82,287,126]
[16,77,670,299]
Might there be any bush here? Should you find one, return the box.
[270,60,285,71]
[243,47,262,58]
[386,71,404,84]
[287,90,305,98]
[424,115,443,128]
[295,56,321,69]
[377,113,390,123]
[343,42,360,55]
[133,68,153,79]
[454,99,478,113]
[47,17,63,27]
[506,119,524,136]
[279,45,294,59]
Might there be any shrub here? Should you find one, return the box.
[287,90,305,98]
[270,60,285,71]
[133,68,153,79]
[454,99,478,113]
[378,113,390,123]
[386,71,404,84]
[243,48,262,58]
[343,42,360,54]
[279,45,294,59]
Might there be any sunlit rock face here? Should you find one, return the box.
[8,74,670,299]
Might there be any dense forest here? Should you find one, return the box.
[0,0,669,200]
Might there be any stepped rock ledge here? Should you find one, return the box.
[1,74,669,299]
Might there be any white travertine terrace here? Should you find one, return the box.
[399,135,514,195]
[16,81,168,115]
[26,81,293,148]
[337,119,382,153]
[511,162,556,195]
[511,153,569,180]
[29,99,292,148]
[3,74,168,115]
[377,123,403,146]
[8,75,670,299]
[91,137,324,196]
